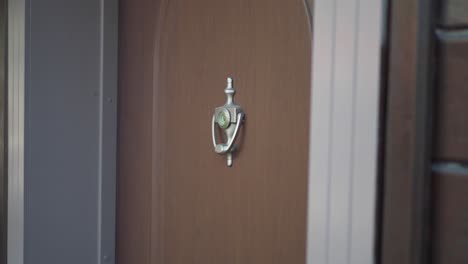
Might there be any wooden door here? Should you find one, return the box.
[117,1,312,263]
[381,0,468,264]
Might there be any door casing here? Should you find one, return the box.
[7,0,25,263]
[308,0,385,263]
[7,0,118,263]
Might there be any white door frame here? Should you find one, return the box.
[8,0,385,263]
[307,0,385,263]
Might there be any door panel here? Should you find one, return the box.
[432,172,468,264]
[381,0,436,263]
[438,0,468,27]
[434,32,468,161]
[382,0,468,263]
[118,1,311,264]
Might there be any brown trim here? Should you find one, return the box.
[380,0,437,263]
[116,0,158,263]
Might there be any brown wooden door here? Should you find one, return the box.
[381,1,468,264]
[117,1,312,264]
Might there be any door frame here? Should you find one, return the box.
[7,0,118,263]
[5,0,386,263]
[307,0,386,263]
[380,1,437,263]
[8,0,25,262]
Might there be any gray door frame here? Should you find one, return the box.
[7,0,118,263]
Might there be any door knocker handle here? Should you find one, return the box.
[211,77,245,167]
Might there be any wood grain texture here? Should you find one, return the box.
[381,0,436,263]
[438,0,468,28]
[434,30,468,161]
[381,0,418,261]
[118,1,311,264]
[151,1,311,263]
[432,172,468,264]
[116,0,158,263]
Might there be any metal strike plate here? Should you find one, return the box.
[212,77,245,167]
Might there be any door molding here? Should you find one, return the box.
[8,0,25,263]
[380,0,437,263]
[307,0,385,263]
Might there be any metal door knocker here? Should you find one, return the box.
[212,77,245,167]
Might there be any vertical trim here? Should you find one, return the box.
[97,0,105,260]
[98,0,118,263]
[307,0,336,262]
[7,0,118,263]
[411,0,436,262]
[7,0,25,263]
[307,0,384,263]
[380,1,436,263]
[350,2,385,263]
